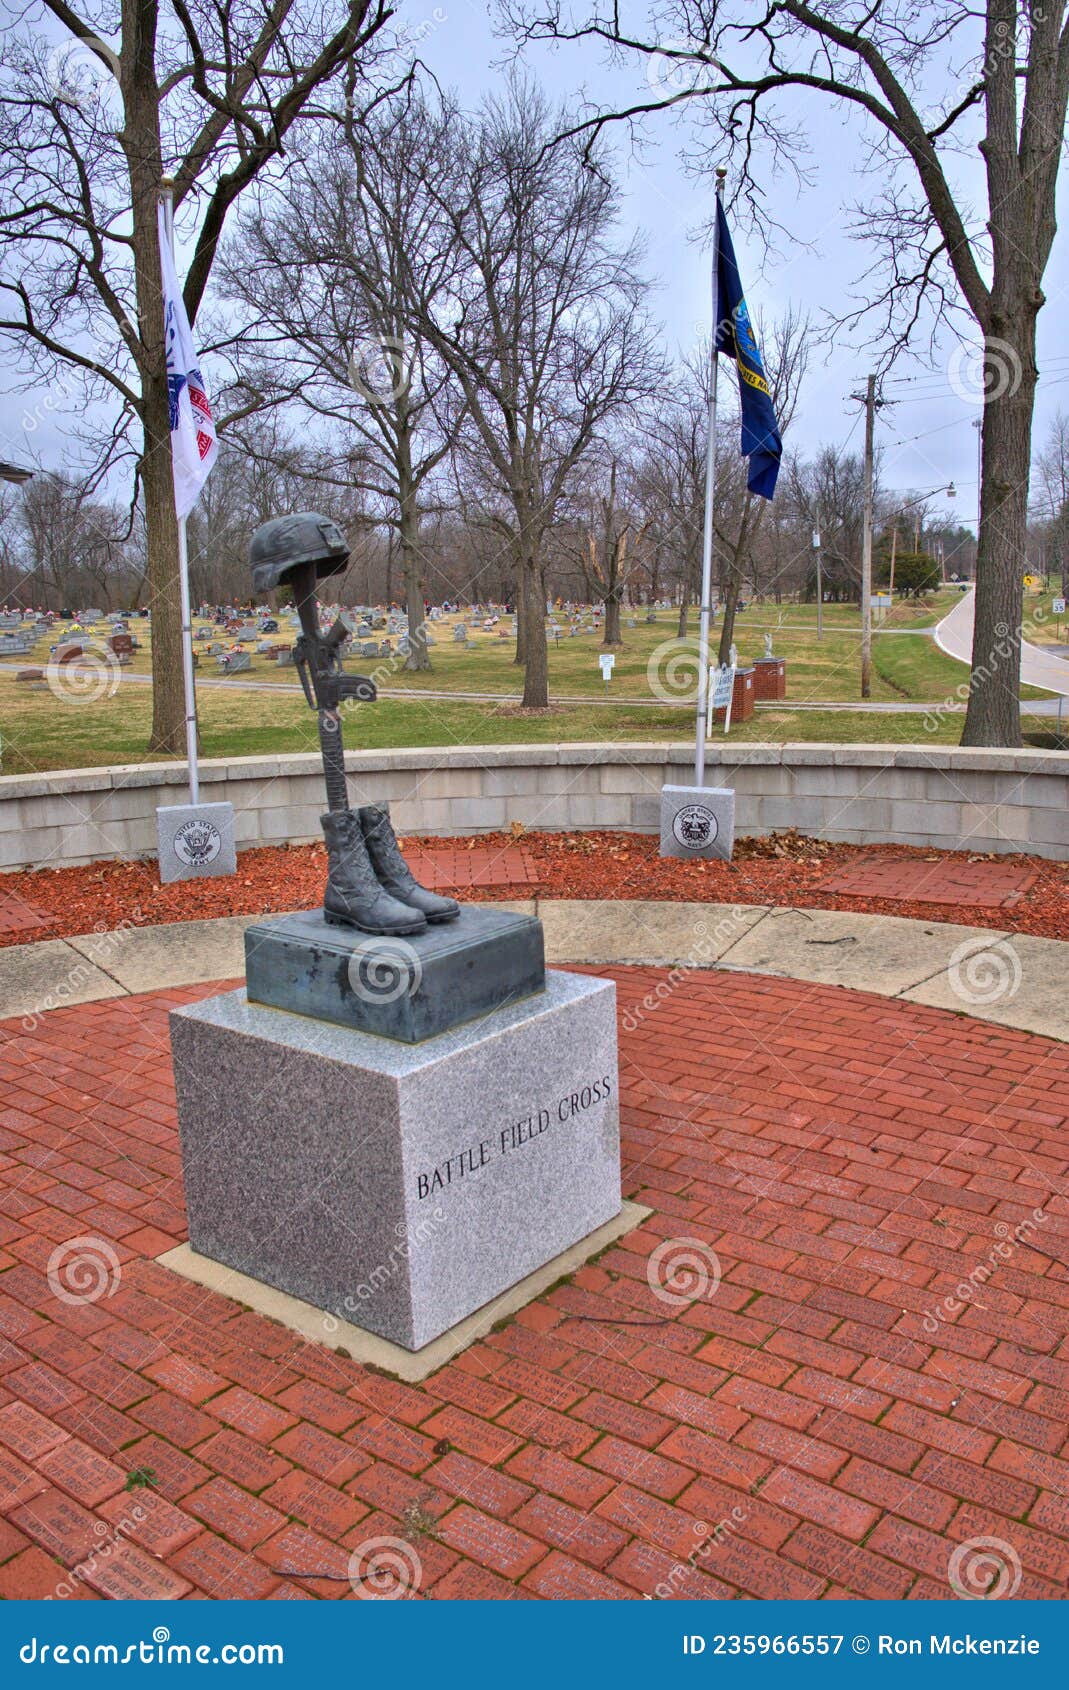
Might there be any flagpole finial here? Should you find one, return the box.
[715,166,727,186]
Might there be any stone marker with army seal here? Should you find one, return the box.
[167,514,626,1362]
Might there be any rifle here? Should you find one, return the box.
[289,562,377,813]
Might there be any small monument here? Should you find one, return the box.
[169,513,623,1362]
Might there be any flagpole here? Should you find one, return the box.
[160,176,200,806]
[695,166,726,787]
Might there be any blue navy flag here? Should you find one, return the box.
[714,200,782,500]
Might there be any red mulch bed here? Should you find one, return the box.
[0,831,1066,949]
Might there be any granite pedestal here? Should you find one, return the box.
[169,971,621,1351]
[659,783,735,860]
[245,906,544,1042]
[156,802,237,884]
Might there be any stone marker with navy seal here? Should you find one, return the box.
[169,511,622,1357]
[660,785,735,861]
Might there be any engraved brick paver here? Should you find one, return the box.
[402,845,540,891]
[819,853,1037,908]
[0,895,48,937]
[1,969,1068,1599]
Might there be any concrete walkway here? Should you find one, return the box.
[2,898,1065,1042]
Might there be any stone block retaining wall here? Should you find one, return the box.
[0,743,1065,870]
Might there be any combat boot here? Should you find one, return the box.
[358,804,461,924]
[321,809,427,935]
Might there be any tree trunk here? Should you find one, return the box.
[521,550,548,708]
[121,0,185,757]
[398,482,430,672]
[677,596,689,638]
[717,494,756,667]
[514,572,527,666]
[384,530,394,606]
[603,584,622,645]
[717,571,740,667]
[962,322,1036,748]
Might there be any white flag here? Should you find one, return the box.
[158,204,218,519]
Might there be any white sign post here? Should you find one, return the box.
[598,651,615,695]
[707,662,737,736]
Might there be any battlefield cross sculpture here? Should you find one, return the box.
[248,513,459,935]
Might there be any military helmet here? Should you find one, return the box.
[249,512,349,595]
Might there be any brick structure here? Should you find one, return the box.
[753,657,787,700]
[0,972,1067,1599]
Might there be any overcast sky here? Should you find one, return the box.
[428,0,1069,529]
[5,0,1069,532]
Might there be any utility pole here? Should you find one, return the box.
[859,373,877,699]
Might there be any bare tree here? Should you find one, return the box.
[506,1,1069,745]
[222,95,460,670]
[714,309,808,662]
[0,0,398,752]
[1034,409,1069,596]
[397,79,665,707]
[791,445,874,604]
[563,447,650,644]
[636,378,708,634]
[12,470,133,609]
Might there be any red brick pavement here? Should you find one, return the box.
[819,855,1038,910]
[1,969,1068,1600]
[0,896,48,937]
[403,845,540,891]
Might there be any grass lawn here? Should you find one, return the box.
[0,587,1061,775]
[0,666,1058,777]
